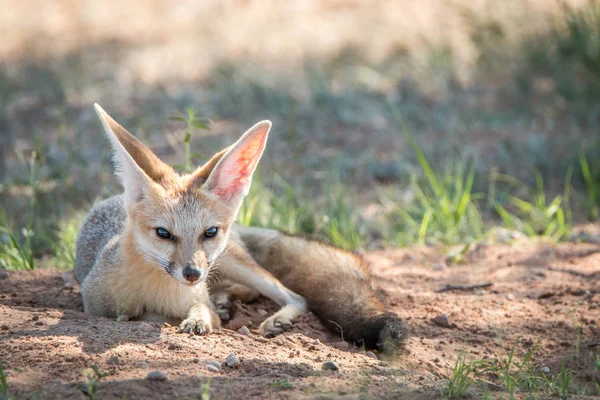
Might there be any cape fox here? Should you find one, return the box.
[74,104,405,351]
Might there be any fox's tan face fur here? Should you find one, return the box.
[95,104,270,287]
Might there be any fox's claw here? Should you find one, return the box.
[179,317,212,335]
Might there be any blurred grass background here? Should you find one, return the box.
[1,0,600,269]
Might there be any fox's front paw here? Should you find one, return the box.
[259,314,293,338]
[179,316,213,335]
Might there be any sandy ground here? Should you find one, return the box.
[1,239,599,399]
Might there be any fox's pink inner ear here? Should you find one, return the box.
[213,135,264,200]
[204,121,270,205]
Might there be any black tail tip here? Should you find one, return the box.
[377,313,406,354]
[348,312,406,354]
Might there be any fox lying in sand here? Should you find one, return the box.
[74,104,404,352]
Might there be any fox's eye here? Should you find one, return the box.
[203,227,218,239]
[156,227,174,241]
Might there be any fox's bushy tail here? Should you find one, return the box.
[239,227,406,353]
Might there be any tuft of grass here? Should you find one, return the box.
[52,218,79,270]
[387,114,484,246]
[201,377,212,400]
[239,172,364,250]
[493,169,572,241]
[0,362,12,400]
[319,182,365,250]
[579,152,599,221]
[0,208,36,271]
[269,379,294,391]
[81,366,109,400]
[541,363,576,400]
[238,172,316,235]
[487,345,543,397]
[442,351,482,399]
[558,2,600,81]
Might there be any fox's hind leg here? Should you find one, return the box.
[210,280,259,322]
[215,242,307,337]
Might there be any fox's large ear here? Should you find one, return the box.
[94,104,175,210]
[201,121,271,211]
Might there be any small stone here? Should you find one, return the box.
[32,315,40,321]
[1,325,9,330]
[379,361,389,367]
[205,361,221,372]
[0,271,9,279]
[432,314,451,328]
[35,321,44,326]
[192,358,200,363]
[138,322,155,332]
[365,351,378,359]
[61,272,75,285]
[237,326,251,335]
[322,361,339,371]
[168,343,182,351]
[118,315,129,322]
[107,355,120,365]
[506,293,515,301]
[331,341,349,351]
[206,364,219,373]
[432,262,446,271]
[255,336,268,343]
[225,353,240,368]
[257,308,268,317]
[541,367,550,374]
[147,370,167,381]
[136,361,149,369]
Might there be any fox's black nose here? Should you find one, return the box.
[182,265,201,283]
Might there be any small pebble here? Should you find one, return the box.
[107,355,120,365]
[432,314,451,328]
[32,315,40,321]
[379,361,389,367]
[138,322,155,333]
[237,326,251,335]
[146,370,167,381]
[226,353,240,368]
[255,337,268,343]
[192,358,200,363]
[506,293,515,301]
[35,321,44,326]
[0,271,9,279]
[365,351,378,360]
[322,361,339,371]
[168,343,182,351]
[205,361,221,372]
[118,315,129,322]
[432,262,446,271]
[136,361,149,369]
[1,325,9,330]
[331,341,349,351]
[257,308,268,317]
[541,367,550,374]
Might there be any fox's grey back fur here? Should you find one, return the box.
[74,195,126,284]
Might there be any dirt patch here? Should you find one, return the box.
[1,240,599,398]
